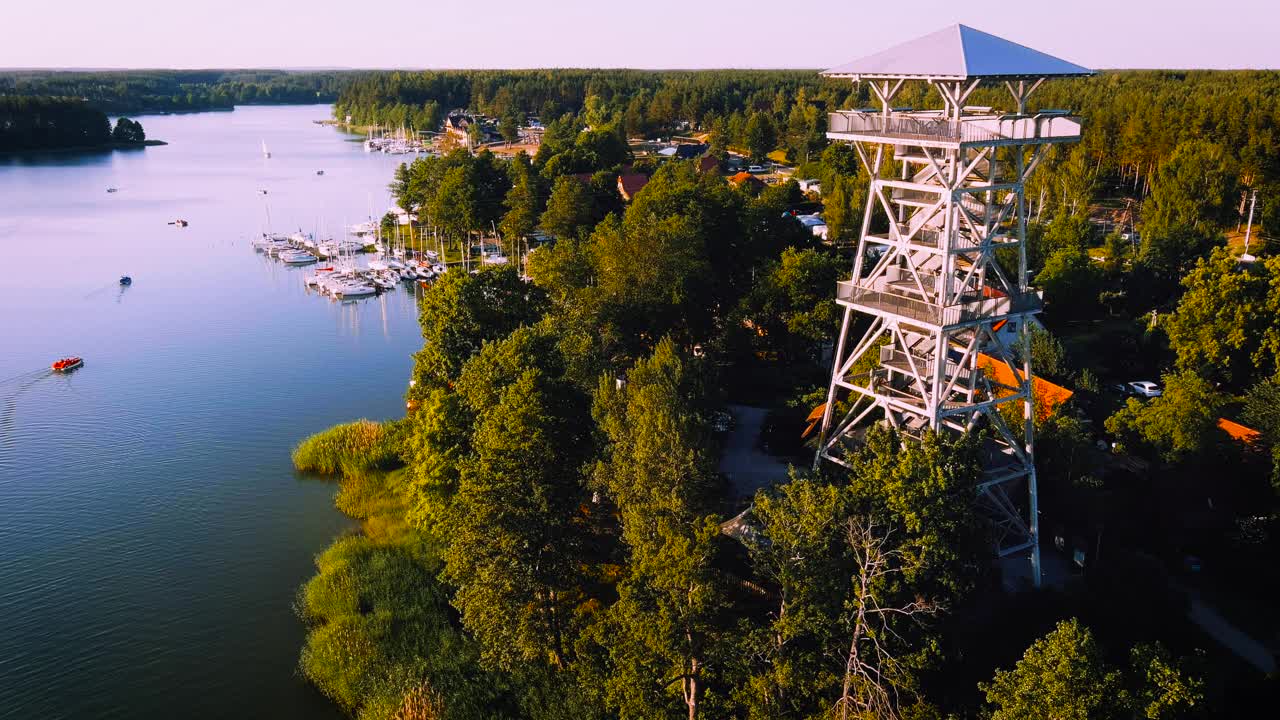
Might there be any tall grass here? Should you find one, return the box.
[292,419,406,476]
[295,470,510,720]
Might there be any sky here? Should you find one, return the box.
[3,0,1278,70]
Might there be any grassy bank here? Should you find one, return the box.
[292,421,506,720]
[292,419,406,477]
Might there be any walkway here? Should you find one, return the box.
[719,405,792,498]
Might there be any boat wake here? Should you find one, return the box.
[0,369,54,462]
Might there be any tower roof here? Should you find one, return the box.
[822,24,1092,81]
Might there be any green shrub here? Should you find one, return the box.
[292,419,407,476]
[297,533,474,718]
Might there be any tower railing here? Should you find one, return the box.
[828,110,1082,145]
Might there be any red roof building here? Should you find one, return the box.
[1218,418,1261,445]
[617,173,650,202]
[728,171,765,192]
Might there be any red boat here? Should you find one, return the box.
[52,357,83,372]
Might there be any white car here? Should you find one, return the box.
[1128,381,1162,398]
[747,165,767,174]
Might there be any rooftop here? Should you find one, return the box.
[822,24,1092,81]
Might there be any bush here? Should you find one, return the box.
[292,419,407,476]
[297,532,510,720]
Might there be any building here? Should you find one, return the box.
[617,173,650,202]
[1218,418,1261,445]
[727,171,765,192]
[810,24,1091,588]
[444,112,500,149]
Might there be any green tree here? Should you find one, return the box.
[1241,378,1280,492]
[1164,247,1270,386]
[443,362,592,670]
[540,176,596,240]
[1127,642,1205,720]
[499,107,522,143]
[744,112,777,162]
[404,387,471,532]
[500,153,542,241]
[1142,140,1237,239]
[1036,246,1103,319]
[1030,326,1070,382]
[590,339,726,719]
[981,619,1125,720]
[822,176,858,245]
[842,425,987,601]
[1105,371,1224,462]
[409,266,548,391]
[111,116,146,143]
[1041,212,1093,255]
[1101,231,1132,275]
[738,476,848,718]
[735,247,842,361]
[432,165,479,241]
[783,90,823,163]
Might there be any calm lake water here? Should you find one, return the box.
[0,105,424,718]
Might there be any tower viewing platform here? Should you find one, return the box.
[812,24,1092,588]
[827,109,1082,148]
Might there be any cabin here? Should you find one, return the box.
[728,171,765,193]
[617,173,650,202]
[797,178,822,195]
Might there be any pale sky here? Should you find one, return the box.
[3,0,1277,70]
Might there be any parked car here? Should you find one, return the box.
[1128,380,1162,398]
[1110,382,1130,396]
[747,164,767,174]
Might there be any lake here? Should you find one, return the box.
[0,105,424,718]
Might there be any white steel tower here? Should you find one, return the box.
[813,25,1091,587]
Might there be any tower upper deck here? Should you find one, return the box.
[822,25,1092,147]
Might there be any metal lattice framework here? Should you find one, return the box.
[813,29,1090,587]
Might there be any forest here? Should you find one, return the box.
[0,96,148,151]
[290,67,1280,719]
[0,69,355,114]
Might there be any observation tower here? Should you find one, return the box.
[813,25,1091,586]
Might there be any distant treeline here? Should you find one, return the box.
[333,69,856,133]
[335,68,1280,234]
[0,70,356,114]
[0,96,147,151]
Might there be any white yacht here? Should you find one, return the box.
[334,282,376,298]
[280,250,318,265]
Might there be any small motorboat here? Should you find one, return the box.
[258,189,268,195]
[119,275,132,285]
[52,357,83,372]
[106,187,118,193]
[169,219,188,227]
[316,170,325,176]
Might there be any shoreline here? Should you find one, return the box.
[0,139,167,156]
